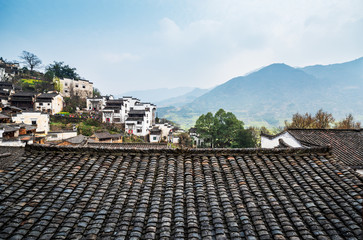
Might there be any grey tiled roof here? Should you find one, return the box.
[0,145,362,239]
[86,142,169,149]
[274,129,363,168]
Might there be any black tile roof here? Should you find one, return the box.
[271,129,363,169]
[0,146,362,239]
[85,142,169,149]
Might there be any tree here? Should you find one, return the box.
[313,109,335,128]
[285,112,315,128]
[46,61,79,79]
[335,114,361,129]
[93,88,101,97]
[178,132,193,147]
[195,109,255,148]
[19,51,42,72]
[285,109,335,129]
[195,112,215,147]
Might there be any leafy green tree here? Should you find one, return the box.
[46,61,80,79]
[195,109,255,148]
[195,112,215,147]
[93,88,101,97]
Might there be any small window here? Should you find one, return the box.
[82,85,85,88]
[137,129,142,133]
[32,120,36,125]
[153,136,157,140]
[65,90,68,93]
[48,103,50,106]
[65,83,68,86]
[76,85,79,88]
[39,103,43,106]
[137,121,142,124]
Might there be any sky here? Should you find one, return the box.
[1,0,362,95]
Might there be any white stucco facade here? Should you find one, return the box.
[60,78,93,99]
[12,112,50,134]
[260,132,303,148]
[35,94,63,115]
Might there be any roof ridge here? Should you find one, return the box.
[26,144,333,155]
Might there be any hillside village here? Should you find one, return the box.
[0,56,184,147]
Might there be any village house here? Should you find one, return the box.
[101,99,125,123]
[100,96,157,137]
[59,78,93,98]
[0,59,19,81]
[0,145,361,239]
[9,92,37,110]
[11,111,50,134]
[46,130,78,142]
[0,123,37,146]
[0,82,15,105]
[261,128,363,174]
[89,132,123,143]
[149,126,162,143]
[189,127,204,147]
[35,92,63,115]
[86,95,113,111]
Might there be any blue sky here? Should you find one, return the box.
[1,0,362,95]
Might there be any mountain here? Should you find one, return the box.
[158,57,363,128]
[301,57,363,85]
[117,87,195,103]
[155,88,210,107]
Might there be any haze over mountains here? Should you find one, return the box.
[156,57,363,128]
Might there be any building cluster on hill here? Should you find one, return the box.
[0,58,177,145]
[87,95,179,142]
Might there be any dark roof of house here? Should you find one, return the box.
[0,145,361,239]
[126,117,144,122]
[128,110,145,115]
[36,93,59,101]
[63,134,88,145]
[12,92,37,97]
[271,129,363,169]
[93,132,122,140]
[150,127,162,134]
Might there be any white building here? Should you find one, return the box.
[35,93,63,115]
[189,127,204,147]
[102,99,125,123]
[59,78,93,99]
[149,126,162,143]
[86,95,113,111]
[12,111,50,134]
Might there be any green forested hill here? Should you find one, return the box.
[158,57,363,128]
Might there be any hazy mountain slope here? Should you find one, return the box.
[301,57,363,86]
[158,58,363,128]
[155,88,210,107]
[118,87,195,103]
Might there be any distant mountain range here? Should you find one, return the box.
[157,57,363,128]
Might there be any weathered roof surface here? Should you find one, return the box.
[64,134,88,145]
[86,142,169,149]
[37,93,58,99]
[286,129,363,168]
[0,145,362,239]
[93,132,122,140]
